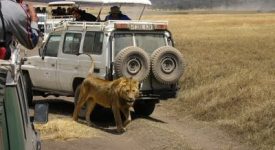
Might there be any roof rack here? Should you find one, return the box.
[53,20,169,31]
[54,21,106,31]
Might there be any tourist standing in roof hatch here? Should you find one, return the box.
[105,6,131,21]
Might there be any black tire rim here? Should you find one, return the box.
[127,57,142,75]
[160,56,176,74]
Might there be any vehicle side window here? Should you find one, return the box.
[83,32,103,55]
[63,33,82,55]
[44,35,61,57]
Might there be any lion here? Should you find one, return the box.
[73,75,140,133]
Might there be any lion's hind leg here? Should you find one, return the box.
[85,99,96,126]
[73,90,89,121]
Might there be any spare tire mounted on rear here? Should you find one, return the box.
[151,46,185,85]
[114,46,150,81]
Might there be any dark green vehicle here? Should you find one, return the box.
[0,60,48,150]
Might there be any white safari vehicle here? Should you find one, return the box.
[22,0,185,116]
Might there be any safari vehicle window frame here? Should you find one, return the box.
[16,77,28,139]
[18,76,29,125]
[44,33,62,57]
[83,31,104,55]
[63,32,83,55]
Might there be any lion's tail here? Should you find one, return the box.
[88,61,95,75]
[84,53,95,75]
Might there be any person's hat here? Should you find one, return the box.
[109,6,121,14]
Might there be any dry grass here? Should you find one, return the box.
[144,13,275,149]
[35,118,99,140]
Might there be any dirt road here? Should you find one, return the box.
[34,97,252,150]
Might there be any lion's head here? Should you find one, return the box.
[113,77,140,106]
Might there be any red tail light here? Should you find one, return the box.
[154,24,168,30]
[115,23,129,29]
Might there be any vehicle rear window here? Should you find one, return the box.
[83,32,103,55]
[114,33,133,54]
[114,33,167,54]
[135,33,166,53]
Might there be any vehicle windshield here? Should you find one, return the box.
[114,32,167,54]
[38,15,46,22]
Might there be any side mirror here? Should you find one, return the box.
[39,47,45,60]
[39,44,46,60]
[34,103,49,124]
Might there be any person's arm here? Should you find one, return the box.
[120,14,131,20]
[124,15,131,20]
[104,15,109,21]
[27,4,39,48]
[2,1,39,49]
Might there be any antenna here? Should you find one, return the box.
[139,4,146,20]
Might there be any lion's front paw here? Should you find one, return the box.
[116,127,126,133]
[87,121,96,127]
[72,115,78,121]
[123,120,131,127]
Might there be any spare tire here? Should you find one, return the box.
[151,46,185,84]
[114,46,150,81]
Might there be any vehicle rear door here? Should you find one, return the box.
[57,32,82,92]
[79,31,105,78]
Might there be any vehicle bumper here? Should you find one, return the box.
[140,89,178,100]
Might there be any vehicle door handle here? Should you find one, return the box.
[51,64,55,67]
[94,68,100,73]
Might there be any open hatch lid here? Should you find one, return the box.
[67,0,152,5]
[48,1,76,6]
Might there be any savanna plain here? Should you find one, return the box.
[146,12,275,149]
[35,12,275,150]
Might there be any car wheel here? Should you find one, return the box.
[74,84,86,118]
[22,73,33,106]
[114,46,150,81]
[151,46,185,85]
[134,101,156,116]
